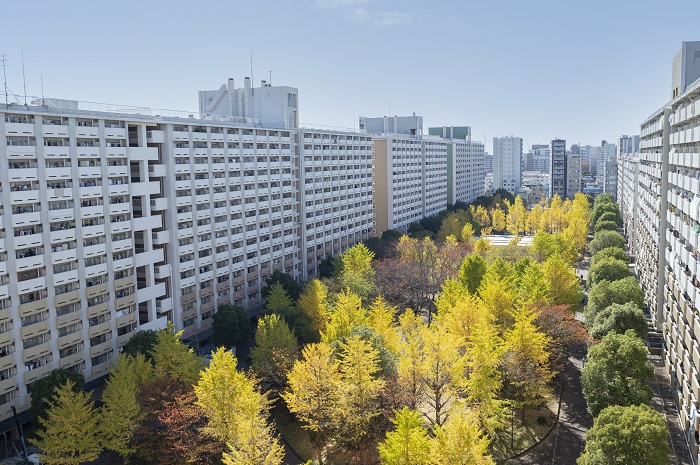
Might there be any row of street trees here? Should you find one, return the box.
[577,194,670,465]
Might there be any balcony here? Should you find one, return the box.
[57,310,82,329]
[152,230,169,245]
[58,331,84,350]
[0,354,15,372]
[104,127,126,139]
[25,363,52,385]
[53,269,79,287]
[111,238,132,253]
[114,275,134,290]
[19,299,46,318]
[108,203,130,215]
[82,224,105,238]
[79,186,103,198]
[76,147,100,158]
[8,168,38,181]
[17,276,46,294]
[84,262,108,279]
[54,289,80,308]
[80,205,104,218]
[131,181,160,196]
[147,130,165,144]
[48,208,74,223]
[116,312,137,328]
[154,264,171,279]
[59,352,85,369]
[107,165,128,177]
[11,211,41,228]
[78,167,102,178]
[115,294,136,310]
[46,168,71,180]
[127,147,158,161]
[74,126,99,138]
[88,321,111,339]
[151,197,168,211]
[86,282,109,299]
[148,164,167,178]
[156,298,173,314]
[46,188,73,201]
[108,184,129,196]
[87,301,109,319]
[6,145,36,157]
[20,320,49,340]
[15,254,44,272]
[90,340,113,359]
[41,124,69,137]
[112,256,134,271]
[10,190,39,204]
[5,122,34,136]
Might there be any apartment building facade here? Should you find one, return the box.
[428,127,485,206]
[619,41,700,463]
[0,87,374,421]
[566,153,582,199]
[550,138,567,198]
[493,136,523,194]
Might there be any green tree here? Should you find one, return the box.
[529,231,556,262]
[265,282,293,312]
[152,322,203,384]
[581,330,654,416]
[397,310,427,409]
[251,314,299,393]
[262,305,318,345]
[491,208,506,233]
[122,329,158,361]
[589,230,626,256]
[459,254,488,294]
[519,262,550,308]
[591,201,621,226]
[99,355,152,462]
[213,304,250,348]
[594,220,619,233]
[30,368,85,421]
[589,302,649,340]
[336,335,386,442]
[506,196,528,236]
[322,289,367,343]
[431,405,494,465]
[586,277,644,321]
[33,380,101,465]
[462,321,505,429]
[421,323,462,426]
[596,211,620,227]
[590,247,627,268]
[283,343,344,465]
[577,404,670,465]
[503,309,552,415]
[261,270,302,301]
[588,257,630,286]
[196,348,284,465]
[377,407,431,465]
[297,278,329,334]
[339,243,376,300]
[461,222,475,246]
[542,255,583,308]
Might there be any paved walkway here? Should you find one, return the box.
[650,355,694,465]
[518,345,592,465]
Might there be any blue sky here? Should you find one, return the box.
[2,0,699,152]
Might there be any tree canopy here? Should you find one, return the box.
[212,304,250,348]
[588,257,629,286]
[586,277,644,321]
[589,230,626,256]
[588,302,648,340]
[581,330,654,416]
[577,404,670,465]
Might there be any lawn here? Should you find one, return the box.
[489,402,557,462]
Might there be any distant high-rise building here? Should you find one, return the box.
[523,150,535,171]
[579,145,598,172]
[618,134,640,156]
[533,147,551,172]
[428,126,471,141]
[566,153,582,199]
[597,140,618,198]
[550,138,567,198]
[492,136,523,194]
[483,153,493,173]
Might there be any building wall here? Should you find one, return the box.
[620,49,700,460]
[372,139,390,234]
[493,136,523,194]
[550,139,567,198]
[566,153,581,199]
[0,103,375,422]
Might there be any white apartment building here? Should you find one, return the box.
[550,139,567,198]
[566,153,582,200]
[0,80,374,422]
[619,41,700,463]
[493,136,523,194]
[597,140,618,198]
[448,139,485,205]
[371,134,447,233]
[428,127,485,205]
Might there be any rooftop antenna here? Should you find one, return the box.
[1,54,7,105]
[269,67,272,86]
[21,49,27,105]
[41,74,44,101]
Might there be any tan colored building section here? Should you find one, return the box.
[372,139,390,235]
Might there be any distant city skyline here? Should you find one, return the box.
[1,0,699,152]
